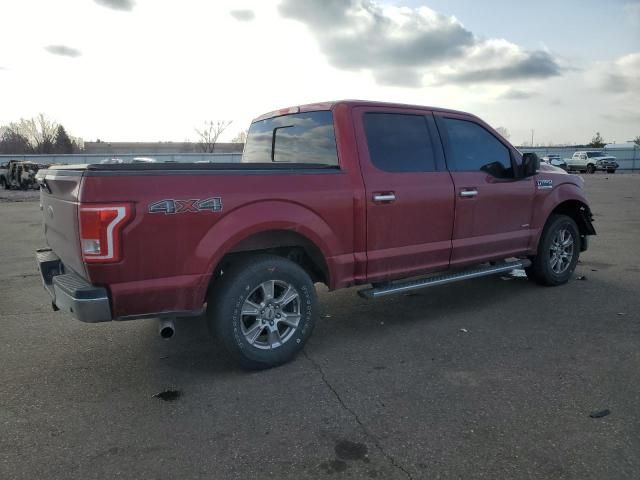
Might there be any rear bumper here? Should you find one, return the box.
[36,248,112,323]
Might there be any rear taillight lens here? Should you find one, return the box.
[79,204,133,263]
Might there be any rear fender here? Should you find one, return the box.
[191,200,348,301]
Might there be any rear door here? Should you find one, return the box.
[39,168,86,277]
[435,113,535,266]
[353,107,455,282]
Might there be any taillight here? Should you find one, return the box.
[79,204,133,263]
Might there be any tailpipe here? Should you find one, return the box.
[158,319,175,339]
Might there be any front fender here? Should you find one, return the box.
[529,180,592,249]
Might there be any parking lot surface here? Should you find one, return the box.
[1,175,639,479]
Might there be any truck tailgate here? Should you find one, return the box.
[39,168,86,277]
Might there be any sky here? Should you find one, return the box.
[0,0,638,146]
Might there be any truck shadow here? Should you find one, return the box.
[150,273,540,375]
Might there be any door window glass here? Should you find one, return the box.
[443,118,513,178]
[363,113,436,172]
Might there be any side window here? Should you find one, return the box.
[363,113,436,172]
[443,118,513,178]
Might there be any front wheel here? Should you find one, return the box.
[207,255,317,369]
[607,169,615,174]
[526,214,580,286]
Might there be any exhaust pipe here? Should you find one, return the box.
[158,319,175,339]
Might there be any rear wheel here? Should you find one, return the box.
[0,177,6,189]
[526,214,580,286]
[207,255,317,369]
[607,169,615,174]
[586,164,595,174]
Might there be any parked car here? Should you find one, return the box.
[566,151,618,174]
[35,100,596,369]
[541,154,567,170]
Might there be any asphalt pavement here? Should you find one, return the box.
[1,175,639,479]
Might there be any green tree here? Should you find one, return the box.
[54,125,74,153]
[588,132,605,148]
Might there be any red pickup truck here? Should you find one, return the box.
[36,100,595,369]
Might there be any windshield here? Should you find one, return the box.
[242,111,339,166]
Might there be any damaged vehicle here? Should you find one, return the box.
[6,161,42,190]
[35,100,596,369]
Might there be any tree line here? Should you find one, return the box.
[0,114,80,155]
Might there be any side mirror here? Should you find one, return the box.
[522,152,540,177]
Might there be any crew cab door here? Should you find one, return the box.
[354,107,455,282]
[434,113,535,266]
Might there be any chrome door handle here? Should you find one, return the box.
[373,193,396,203]
[459,190,478,198]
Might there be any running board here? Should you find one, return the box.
[358,259,532,299]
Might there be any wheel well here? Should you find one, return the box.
[209,230,329,291]
[551,200,594,236]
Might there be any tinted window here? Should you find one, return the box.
[363,113,436,172]
[443,118,513,178]
[242,111,338,165]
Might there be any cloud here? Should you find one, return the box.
[278,0,562,87]
[44,45,82,58]
[94,0,135,11]
[230,9,255,21]
[600,52,640,94]
[498,89,538,100]
[439,50,561,84]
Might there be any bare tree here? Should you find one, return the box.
[195,120,232,153]
[231,129,248,144]
[495,126,510,140]
[633,135,640,147]
[0,126,32,154]
[11,114,59,153]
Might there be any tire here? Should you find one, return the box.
[0,178,6,189]
[607,169,615,174]
[586,164,595,174]
[207,254,317,369]
[526,214,580,286]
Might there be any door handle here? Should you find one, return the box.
[373,193,396,203]
[459,189,478,198]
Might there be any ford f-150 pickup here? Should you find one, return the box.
[36,100,596,369]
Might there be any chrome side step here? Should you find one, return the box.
[358,259,532,299]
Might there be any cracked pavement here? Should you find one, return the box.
[1,175,640,479]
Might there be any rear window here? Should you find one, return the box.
[242,111,339,165]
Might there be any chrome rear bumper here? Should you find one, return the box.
[36,248,112,323]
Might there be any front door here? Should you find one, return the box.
[435,113,535,267]
[354,107,455,283]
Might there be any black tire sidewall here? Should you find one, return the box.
[209,256,317,369]
[536,216,580,285]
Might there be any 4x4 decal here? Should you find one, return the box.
[148,197,223,215]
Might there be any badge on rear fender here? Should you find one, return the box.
[536,179,553,190]
[148,197,223,214]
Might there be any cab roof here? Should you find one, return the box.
[252,100,472,122]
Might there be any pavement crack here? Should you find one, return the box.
[303,349,414,480]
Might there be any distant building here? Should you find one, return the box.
[83,141,243,155]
